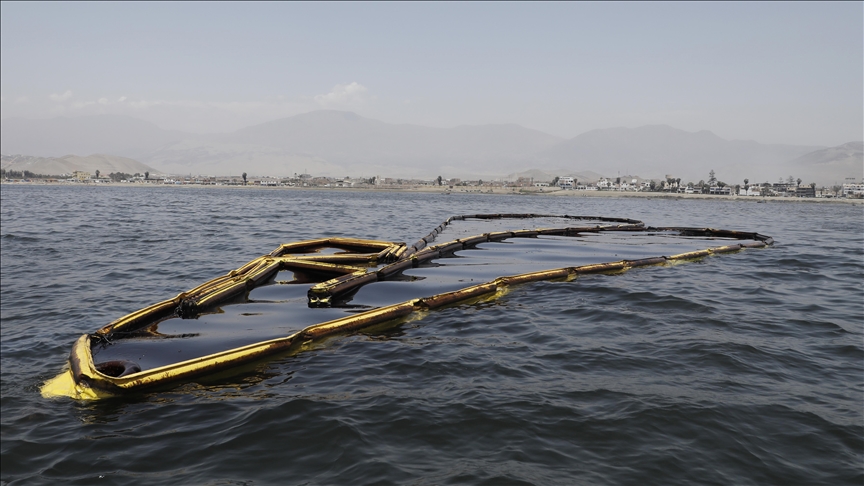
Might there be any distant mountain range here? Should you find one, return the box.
[0,115,187,161]
[1,111,860,185]
[789,142,863,184]
[538,125,840,184]
[1,153,158,177]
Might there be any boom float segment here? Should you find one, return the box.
[42,215,773,400]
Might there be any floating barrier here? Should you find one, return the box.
[42,215,773,400]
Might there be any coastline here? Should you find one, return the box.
[2,180,862,204]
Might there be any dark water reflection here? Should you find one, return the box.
[1,185,862,485]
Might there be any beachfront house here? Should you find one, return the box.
[842,181,864,197]
[793,185,816,197]
[739,185,761,196]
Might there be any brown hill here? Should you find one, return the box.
[0,153,160,176]
[789,142,863,184]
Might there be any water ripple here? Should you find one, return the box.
[1,185,862,485]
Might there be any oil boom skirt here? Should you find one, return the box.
[42,214,773,400]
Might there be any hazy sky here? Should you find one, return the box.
[1,2,861,146]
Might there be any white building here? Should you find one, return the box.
[842,181,864,197]
[739,186,761,196]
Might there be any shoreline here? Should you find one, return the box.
[2,180,862,204]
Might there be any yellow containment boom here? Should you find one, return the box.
[42,214,773,400]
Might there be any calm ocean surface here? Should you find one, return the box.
[1,185,862,485]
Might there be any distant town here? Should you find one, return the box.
[2,167,863,199]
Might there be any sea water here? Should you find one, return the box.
[1,185,861,485]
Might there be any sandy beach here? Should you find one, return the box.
[2,179,862,204]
